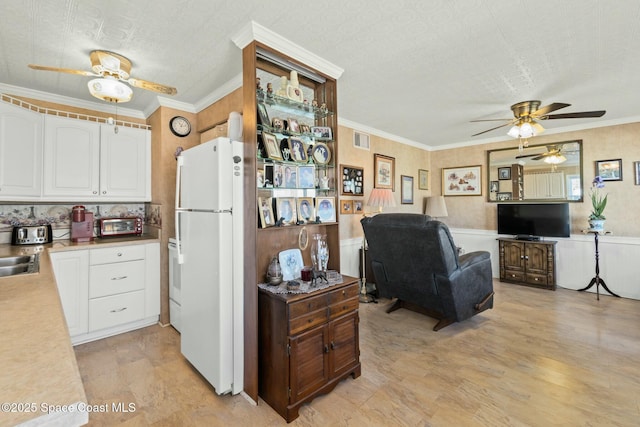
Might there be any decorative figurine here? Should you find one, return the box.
[266,82,274,104]
[256,77,264,101]
[276,76,288,97]
[286,70,304,102]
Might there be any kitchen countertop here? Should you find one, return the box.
[0,235,159,426]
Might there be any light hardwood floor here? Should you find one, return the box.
[74,281,640,426]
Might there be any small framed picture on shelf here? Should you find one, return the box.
[297,165,316,189]
[258,197,274,228]
[272,163,283,188]
[497,192,512,201]
[257,103,270,128]
[340,199,354,214]
[595,158,622,181]
[498,167,511,180]
[299,123,311,134]
[289,138,307,162]
[262,132,282,161]
[287,118,300,134]
[263,164,274,188]
[311,142,331,165]
[341,165,364,196]
[276,197,297,225]
[315,196,336,223]
[282,165,297,188]
[271,117,284,132]
[297,197,315,223]
[311,126,332,140]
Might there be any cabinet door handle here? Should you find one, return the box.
[93,191,98,194]
[110,307,127,313]
[324,345,329,353]
[111,276,128,280]
[102,191,107,194]
[117,252,123,257]
[330,341,335,350]
[520,256,524,259]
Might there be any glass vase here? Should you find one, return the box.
[311,234,329,272]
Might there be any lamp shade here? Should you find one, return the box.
[424,196,448,218]
[367,188,396,209]
[88,77,132,103]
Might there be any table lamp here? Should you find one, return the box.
[360,188,396,303]
[424,195,448,220]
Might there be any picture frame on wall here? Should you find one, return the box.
[596,158,622,181]
[418,169,429,190]
[340,199,354,214]
[340,165,364,196]
[401,175,414,204]
[354,200,363,214]
[497,192,512,201]
[490,180,499,192]
[374,153,395,190]
[498,167,511,180]
[442,165,482,196]
[635,161,640,185]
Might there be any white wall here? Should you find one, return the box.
[341,229,640,301]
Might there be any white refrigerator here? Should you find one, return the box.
[175,137,244,395]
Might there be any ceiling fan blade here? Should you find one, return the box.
[471,119,517,137]
[126,78,177,95]
[469,118,512,122]
[541,110,606,120]
[532,155,546,161]
[531,102,571,117]
[28,64,97,77]
[514,153,541,159]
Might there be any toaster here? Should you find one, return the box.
[11,225,53,245]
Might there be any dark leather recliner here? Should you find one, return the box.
[361,213,494,331]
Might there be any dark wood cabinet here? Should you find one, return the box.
[498,239,557,290]
[258,277,361,423]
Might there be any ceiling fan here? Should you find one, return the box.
[471,100,605,137]
[28,50,177,102]
[514,143,575,161]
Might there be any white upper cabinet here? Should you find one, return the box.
[43,115,150,201]
[43,115,101,198]
[0,102,44,199]
[99,125,151,200]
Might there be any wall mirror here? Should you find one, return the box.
[487,140,583,202]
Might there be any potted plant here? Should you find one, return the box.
[588,176,608,230]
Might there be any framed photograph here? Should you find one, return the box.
[311,142,331,165]
[490,180,499,192]
[258,197,274,228]
[297,165,315,189]
[340,199,354,214]
[257,169,265,188]
[596,158,622,181]
[635,161,640,185]
[272,163,283,188]
[299,123,311,134]
[271,117,284,132]
[276,197,297,225]
[257,103,270,127]
[498,167,511,180]
[315,196,336,222]
[341,165,364,196]
[311,126,332,140]
[262,132,282,160]
[297,197,315,223]
[497,192,512,201]
[442,165,482,196]
[287,118,300,133]
[401,175,414,204]
[353,200,364,214]
[374,153,395,190]
[418,169,429,190]
[282,165,297,188]
[288,137,307,162]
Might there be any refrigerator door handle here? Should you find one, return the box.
[175,156,185,264]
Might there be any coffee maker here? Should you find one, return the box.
[71,205,94,242]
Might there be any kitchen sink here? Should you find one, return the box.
[0,254,40,278]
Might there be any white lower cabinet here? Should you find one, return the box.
[50,242,160,345]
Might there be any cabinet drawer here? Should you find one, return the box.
[503,269,525,282]
[329,297,358,319]
[89,290,145,331]
[328,284,359,305]
[289,294,327,320]
[289,308,328,335]
[90,245,145,265]
[526,273,548,286]
[89,260,145,298]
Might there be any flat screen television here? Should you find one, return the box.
[497,203,570,239]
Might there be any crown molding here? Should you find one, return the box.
[231,20,344,79]
[0,82,146,119]
[193,73,243,113]
[338,117,430,150]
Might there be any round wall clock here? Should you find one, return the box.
[169,116,191,137]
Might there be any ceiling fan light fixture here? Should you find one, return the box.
[532,122,545,135]
[544,154,567,164]
[519,122,534,138]
[88,77,132,103]
[507,125,521,138]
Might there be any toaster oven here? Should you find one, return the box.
[98,217,143,237]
